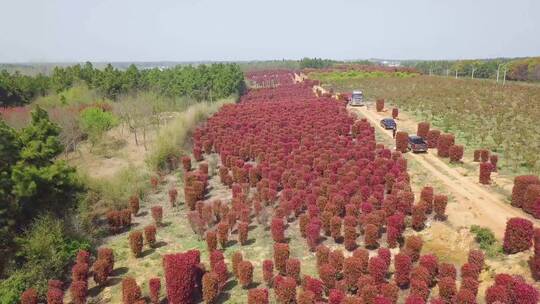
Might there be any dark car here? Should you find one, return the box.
[380,118,396,130]
[408,135,428,153]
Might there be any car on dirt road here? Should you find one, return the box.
[408,135,428,153]
[349,90,364,106]
[380,118,396,130]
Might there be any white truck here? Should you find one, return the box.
[349,90,364,106]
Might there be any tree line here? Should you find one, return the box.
[0,62,246,107]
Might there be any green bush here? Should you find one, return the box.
[0,214,90,303]
[79,107,118,145]
[470,225,502,257]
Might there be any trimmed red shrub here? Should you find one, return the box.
[262,259,274,286]
[364,223,379,249]
[47,286,64,304]
[286,258,301,283]
[403,235,423,262]
[473,150,481,162]
[271,217,286,243]
[238,260,254,288]
[380,283,399,304]
[503,217,533,254]
[420,186,434,214]
[405,294,426,304]
[396,131,409,153]
[169,187,178,207]
[490,154,498,172]
[330,216,343,242]
[461,262,480,281]
[344,225,357,251]
[319,263,337,289]
[512,175,540,208]
[129,195,140,216]
[368,256,387,283]
[468,249,484,270]
[297,290,316,304]
[206,230,217,253]
[426,130,440,149]
[316,245,330,268]
[438,276,456,303]
[329,289,346,304]
[329,249,345,273]
[202,272,219,303]
[144,224,157,248]
[21,288,37,304]
[181,156,191,171]
[163,250,201,304]
[510,281,538,304]
[93,259,110,285]
[437,133,455,158]
[417,122,430,139]
[150,175,159,190]
[149,277,161,304]
[480,149,490,162]
[76,250,90,265]
[214,260,228,289]
[129,230,144,257]
[307,220,322,251]
[71,262,89,282]
[151,206,163,225]
[524,184,540,214]
[217,221,229,249]
[274,243,290,275]
[411,266,431,287]
[97,247,115,273]
[70,281,88,304]
[460,276,479,297]
[275,276,297,304]
[419,254,438,283]
[479,162,492,184]
[238,221,249,245]
[449,145,464,163]
[433,194,448,220]
[343,257,363,289]
[411,203,427,231]
[231,251,243,278]
[386,226,400,249]
[410,279,429,301]
[392,108,398,119]
[394,253,412,288]
[360,283,379,304]
[485,284,509,304]
[376,99,385,112]
[299,214,309,237]
[248,288,269,304]
[377,247,391,268]
[122,277,142,304]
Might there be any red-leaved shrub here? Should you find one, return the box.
[151,206,163,225]
[394,253,412,288]
[503,217,533,254]
[479,162,492,184]
[144,224,157,248]
[271,217,286,243]
[70,281,88,304]
[392,108,398,119]
[376,99,385,112]
[395,131,409,153]
[149,277,161,304]
[438,276,456,303]
[92,259,110,285]
[449,145,464,163]
[248,288,269,304]
[20,288,37,304]
[122,277,142,304]
[129,195,140,216]
[286,258,301,283]
[274,243,289,275]
[202,272,219,303]
[129,230,144,257]
[163,250,201,304]
[512,175,540,208]
[274,276,297,304]
[426,130,440,149]
[262,259,274,286]
[417,122,430,139]
[238,260,254,288]
[433,194,448,220]
[437,133,454,158]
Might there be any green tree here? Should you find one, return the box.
[79,107,118,145]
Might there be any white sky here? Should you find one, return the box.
[0,0,539,62]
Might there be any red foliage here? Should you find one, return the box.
[202,272,219,303]
[76,250,90,265]
[330,216,343,242]
[231,251,243,278]
[299,214,309,237]
[460,277,479,297]
[92,259,110,285]
[262,259,274,286]
[70,281,88,304]
[433,194,448,220]
[438,276,456,303]
[461,262,480,281]
[20,288,38,304]
[380,283,399,304]
[449,145,464,163]
[71,262,89,282]
[297,290,316,304]
[151,206,163,225]
[97,247,115,273]
[438,263,456,280]
[395,131,409,153]
[485,284,509,304]
[411,203,427,231]
[480,149,490,162]
[503,217,533,254]
[419,254,438,283]
[512,175,540,208]
[329,249,345,273]
[343,257,363,289]
[206,230,218,253]
[271,217,286,243]
[436,133,455,158]
[403,235,423,262]
[238,221,249,245]
[392,108,399,119]
[129,230,144,257]
[163,250,202,304]
[274,243,290,275]
[364,223,379,249]
[417,122,430,139]
[129,195,140,216]
[524,184,540,214]
[386,226,400,249]
[286,258,301,283]
[479,162,492,184]
[405,294,426,304]
[490,154,498,172]
[319,263,337,289]
[473,149,481,162]
[217,221,229,249]
[368,256,387,283]
[169,187,178,207]
[181,156,191,171]
[510,281,538,304]
[426,130,441,149]
[531,255,540,281]
[376,99,385,112]
[238,260,254,288]
[329,289,346,304]
[122,277,142,304]
[144,224,157,248]
[410,279,429,301]
[274,276,297,304]
[248,288,269,304]
[394,253,412,288]
[420,186,434,214]
[47,285,64,304]
[316,245,330,268]
[468,249,485,271]
[149,277,161,304]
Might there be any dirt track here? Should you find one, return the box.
[350,105,540,238]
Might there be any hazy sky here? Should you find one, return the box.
[0,0,539,62]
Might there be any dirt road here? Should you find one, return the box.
[350,105,540,238]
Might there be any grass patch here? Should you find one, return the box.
[470,225,503,258]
